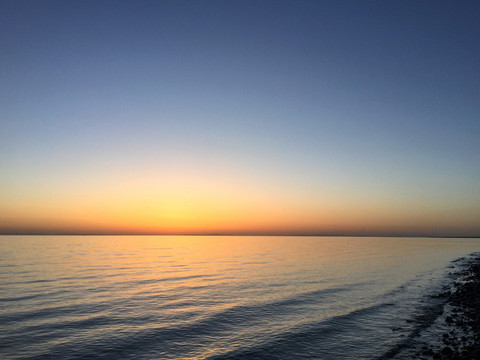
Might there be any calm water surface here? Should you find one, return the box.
[1,236,479,359]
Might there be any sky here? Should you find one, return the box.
[1,0,479,237]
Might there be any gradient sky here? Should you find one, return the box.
[1,0,479,236]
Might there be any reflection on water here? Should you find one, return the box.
[1,236,479,359]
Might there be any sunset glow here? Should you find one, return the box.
[1,1,479,237]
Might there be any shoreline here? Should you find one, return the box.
[413,253,480,359]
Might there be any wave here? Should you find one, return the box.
[205,302,399,360]
[7,283,386,360]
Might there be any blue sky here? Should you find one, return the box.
[1,0,479,235]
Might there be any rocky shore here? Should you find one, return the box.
[417,253,480,359]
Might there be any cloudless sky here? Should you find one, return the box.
[1,0,479,236]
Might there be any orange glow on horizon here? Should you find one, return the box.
[1,167,479,237]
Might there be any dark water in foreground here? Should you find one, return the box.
[1,236,479,359]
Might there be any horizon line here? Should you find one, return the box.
[1,232,479,239]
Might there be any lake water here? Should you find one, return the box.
[1,236,479,359]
